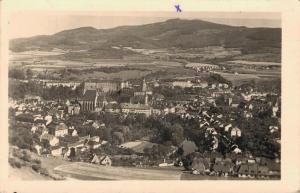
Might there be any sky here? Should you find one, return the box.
[8,12,281,39]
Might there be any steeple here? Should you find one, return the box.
[145,94,148,105]
[142,78,147,92]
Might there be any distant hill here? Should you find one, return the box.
[10,19,281,57]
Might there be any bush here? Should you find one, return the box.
[39,168,49,176]
[9,158,22,168]
[21,151,32,162]
[31,164,41,172]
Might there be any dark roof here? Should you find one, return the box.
[82,90,97,101]
[213,161,232,173]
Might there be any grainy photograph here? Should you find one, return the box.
[7,11,281,180]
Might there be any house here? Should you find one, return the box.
[67,104,81,115]
[90,136,100,143]
[40,133,59,146]
[91,154,101,164]
[269,126,279,133]
[100,155,112,166]
[31,126,38,133]
[224,124,232,132]
[243,111,253,119]
[199,121,209,128]
[232,147,242,154]
[44,115,53,126]
[71,129,78,137]
[230,127,241,137]
[213,160,233,176]
[159,159,175,167]
[248,164,258,177]
[180,139,198,156]
[257,166,269,177]
[92,121,105,129]
[34,144,42,155]
[191,159,206,174]
[272,103,279,117]
[191,156,210,174]
[55,123,69,137]
[91,154,112,166]
[237,163,259,177]
[51,146,64,157]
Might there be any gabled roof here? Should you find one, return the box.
[56,123,68,131]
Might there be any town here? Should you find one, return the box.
[8,64,281,180]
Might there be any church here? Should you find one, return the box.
[78,90,107,112]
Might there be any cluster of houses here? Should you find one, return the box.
[185,63,220,72]
[9,74,281,178]
[190,152,280,178]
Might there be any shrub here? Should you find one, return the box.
[21,152,32,162]
[31,164,41,172]
[39,168,49,176]
[9,158,22,168]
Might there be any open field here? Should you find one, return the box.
[215,70,280,86]
[119,140,157,154]
[227,60,281,66]
[54,162,182,180]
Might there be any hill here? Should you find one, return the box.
[10,19,281,59]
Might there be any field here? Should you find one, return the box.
[54,162,182,180]
[119,140,157,154]
[227,60,281,66]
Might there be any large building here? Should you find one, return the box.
[172,80,193,88]
[83,81,121,93]
[78,90,107,111]
[120,103,152,117]
[134,79,153,96]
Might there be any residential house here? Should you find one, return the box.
[67,104,81,115]
[55,123,69,137]
[71,129,78,137]
[213,160,233,176]
[51,146,65,157]
[40,133,59,147]
[191,158,206,174]
[91,154,101,164]
[257,166,269,177]
[231,127,242,137]
[44,115,53,126]
[100,155,112,166]
[237,163,259,177]
[269,126,279,133]
[224,124,232,132]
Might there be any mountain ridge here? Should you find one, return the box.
[10,18,281,54]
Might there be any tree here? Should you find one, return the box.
[26,69,33,79]
[9,69,25,79]
[112,131,124,145]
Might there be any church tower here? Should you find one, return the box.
[145,94,148,105]
[142,78,147,92]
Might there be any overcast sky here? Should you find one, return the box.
[8,12,281,39]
